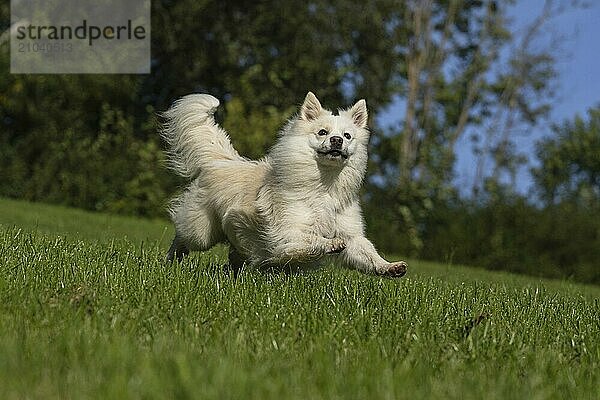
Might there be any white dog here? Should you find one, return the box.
[161,92,407,278]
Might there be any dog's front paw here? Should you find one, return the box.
[325,238,346,254]
[376,261,408,278]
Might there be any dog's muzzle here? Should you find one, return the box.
[317,136,348,160]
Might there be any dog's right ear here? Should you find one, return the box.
[300,92,323,121]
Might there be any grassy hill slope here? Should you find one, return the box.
[0,198,598,399]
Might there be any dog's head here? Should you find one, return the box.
[297,92,369,167]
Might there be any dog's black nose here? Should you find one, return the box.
[330,136,343,149]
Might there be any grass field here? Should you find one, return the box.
[0,197,598,399]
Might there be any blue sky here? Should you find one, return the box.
[456,1,600,195]
[377,1,600,196]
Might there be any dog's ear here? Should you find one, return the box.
[300,92,323,121]
[350,99,368,128]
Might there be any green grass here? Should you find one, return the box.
[0,197,173,244]
[0,197,598,399]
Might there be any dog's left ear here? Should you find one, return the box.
[301,92,323,121]
[350,99,368,128]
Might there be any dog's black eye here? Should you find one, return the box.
[344,132,352,140]
[318,129,328,136]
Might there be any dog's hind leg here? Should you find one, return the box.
[226,246,247,276]
[166,235,189,263]
[167,187,226,261]
[168,206,225,264]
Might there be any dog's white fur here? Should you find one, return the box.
[161,92,407,277]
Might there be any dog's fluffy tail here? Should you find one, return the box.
[161,94,242,179]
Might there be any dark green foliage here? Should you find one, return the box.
[532,106,600,205]
[0,73,173,216]
[0,0,402,215]
[418,197,600,284]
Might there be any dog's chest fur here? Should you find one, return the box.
[305,193,340,239]
[295,183,353,240]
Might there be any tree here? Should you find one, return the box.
[0,0,561,228]
[366,0,559,255]
[532,106,600,206]
[1,0,401,213]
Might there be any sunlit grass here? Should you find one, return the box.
[0,198,598,399]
